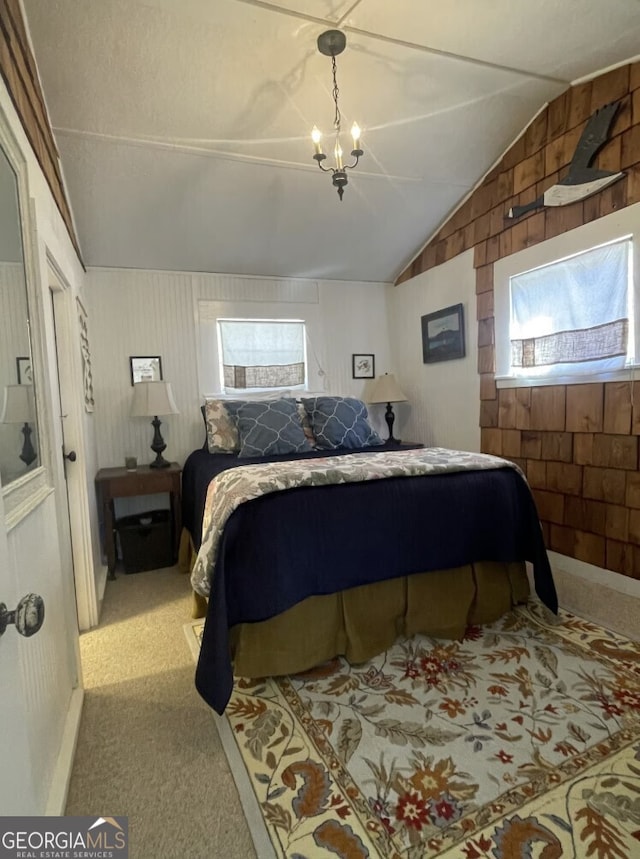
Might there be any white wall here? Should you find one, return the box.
[86,268,393,470]
[386,248,480,452]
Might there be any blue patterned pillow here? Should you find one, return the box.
[224,398,313,458]
[301,397,383,450]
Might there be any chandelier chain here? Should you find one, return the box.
[331,54,341,133]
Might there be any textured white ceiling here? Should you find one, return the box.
[22,0,640,282]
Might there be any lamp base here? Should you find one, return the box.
[150,453,171,469]
[20,422,37,466]
[384,403,401,445]
[149,416,171,469]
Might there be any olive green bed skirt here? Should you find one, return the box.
[179,528,530,678]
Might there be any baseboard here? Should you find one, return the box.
[548,551,640,641]
[45,686,84,815]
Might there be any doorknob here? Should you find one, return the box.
[63,449,77,462]
[0,593,45,637]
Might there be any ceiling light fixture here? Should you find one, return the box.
[311,30,363,201]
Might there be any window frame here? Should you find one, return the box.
[494,203,640,388]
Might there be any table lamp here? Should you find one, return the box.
[130,380,179,468]
[1,384,37,466]
[367,373,408,444]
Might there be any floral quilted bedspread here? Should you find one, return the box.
[190,447,522,598]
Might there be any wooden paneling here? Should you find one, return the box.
[0,2,81,263]
[603,382,633,433]
[395,59,640,579]
[583,467,626,504]
[521,430,542,459]
[541,432,573,463]
[565,384,604,433]
[530,386,565,431]
[592,434,638,470]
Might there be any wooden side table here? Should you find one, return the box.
[95,463,182,579]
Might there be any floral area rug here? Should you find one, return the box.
[185,602,640,858]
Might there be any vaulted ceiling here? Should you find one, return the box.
[23,0,640,282]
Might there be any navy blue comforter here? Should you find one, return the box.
[183,449,558,714]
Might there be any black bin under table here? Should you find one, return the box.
[115,509,173,573]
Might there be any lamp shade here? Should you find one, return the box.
[130,381,179,417]
[367,373,407,404]
[1,385,34,423]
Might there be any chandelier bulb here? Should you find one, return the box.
[351,122,361,145]
[334,142,343,170]
[311,125,323,155]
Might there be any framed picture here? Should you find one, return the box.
[130,356,163,385]
[16,356,33,385]
[352,353,375,379]
[421,303,465,364]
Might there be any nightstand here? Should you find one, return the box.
[95,463,182,579]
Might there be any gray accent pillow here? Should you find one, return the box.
[225,398,313,458]
[301,397,383,450]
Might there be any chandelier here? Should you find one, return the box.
[311,30,363,201]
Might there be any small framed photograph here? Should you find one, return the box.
[352,353,375,379]
[130,356,163,385]
[16,356,33,385]
[421,303,465,364]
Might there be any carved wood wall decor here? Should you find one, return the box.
[506,100,626,220]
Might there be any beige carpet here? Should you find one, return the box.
[65,566,255,859]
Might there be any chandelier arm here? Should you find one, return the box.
[315,161,335,174]
[343,153,362,171]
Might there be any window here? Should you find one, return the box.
[494,205,640,387]
[510,238,632,378]
[217,318,306,393]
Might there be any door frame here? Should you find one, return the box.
[48,253,101,630]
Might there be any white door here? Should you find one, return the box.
[0,468,81,815]
[0,484,36,813]
[0,379,83,815]
[0,111,82,815]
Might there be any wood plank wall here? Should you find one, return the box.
[0,0,82,263]
[396,61,640,579]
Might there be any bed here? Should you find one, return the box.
[182,409,557,715]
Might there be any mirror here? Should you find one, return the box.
[0,144,39,486]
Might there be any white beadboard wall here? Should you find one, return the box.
[85,268,393,471]
[386,249,480,452]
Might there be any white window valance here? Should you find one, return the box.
[509,238,631,378]
[218,319,306,390]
